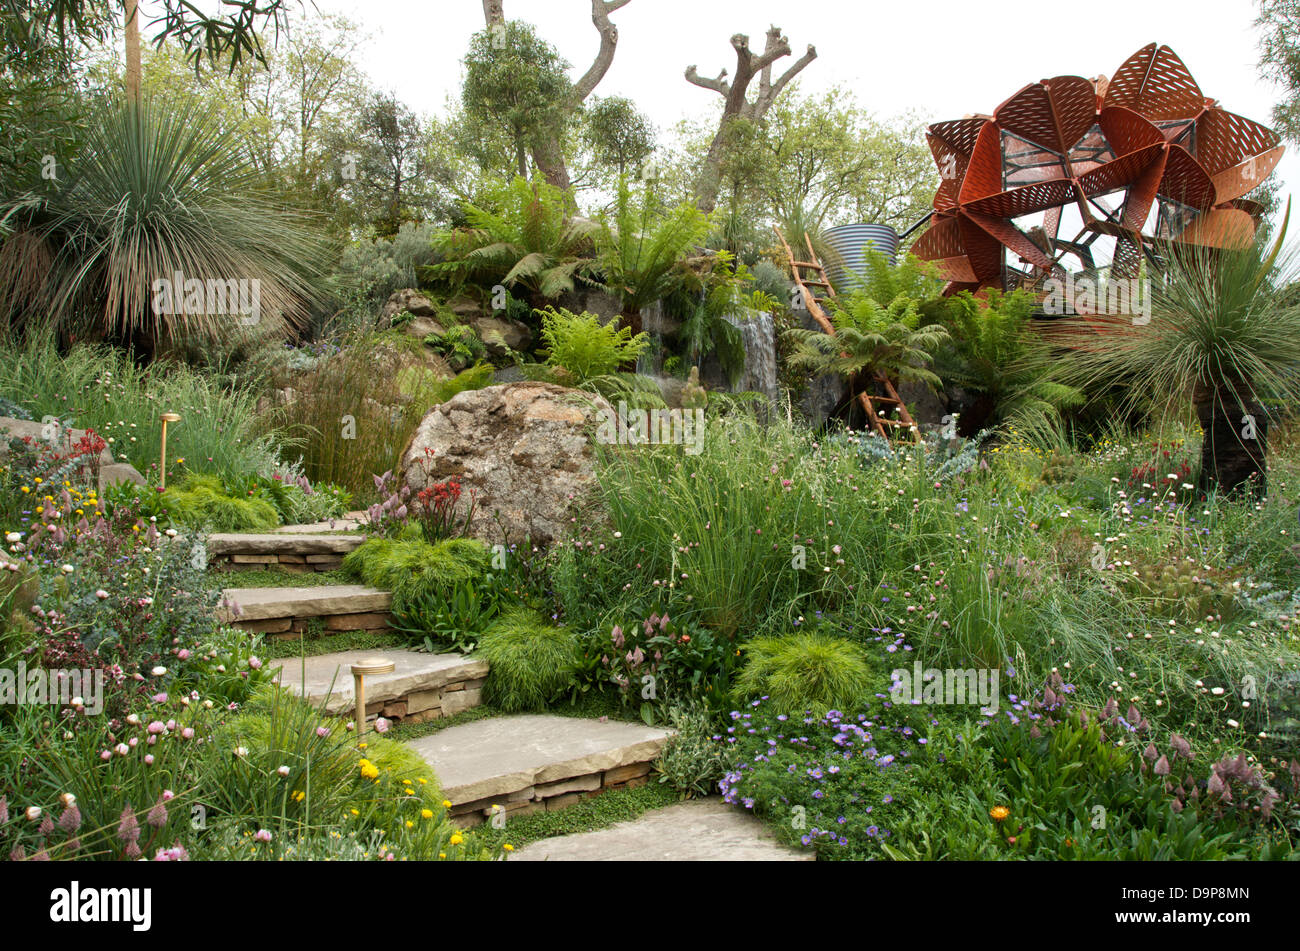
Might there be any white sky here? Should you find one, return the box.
[150,0,1300,228]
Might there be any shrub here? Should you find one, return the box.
[0,338,281,482]
[342,535,491,610]
[274,340,438,499]
[536,306,649,381]
[655,703,726,798]
[161,474,281,532]
[735,632,875,715]
[478,609,580,712]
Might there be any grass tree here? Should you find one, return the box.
[1056,222,1300,497]
[0,93,328,355]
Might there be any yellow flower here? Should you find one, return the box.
[359,758,379,781]
[449,833,463,846]
[19,486,29,494]
[438,852,446,859]
[292,790,305,802]
[33,478,41,484]
[405,821,414,829]
[989,805,1010,822]
[503,844,514,852]
[442,799,452,808]
[349,809,359,816]
[358,742,367,750]
[421,809,433,819]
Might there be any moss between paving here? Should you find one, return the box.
[466,782,681,853]
[219,566,355,589]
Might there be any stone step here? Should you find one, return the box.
[207,532,365,572]
[273,648,487,721]
[217,585,393,635]
[406,714,672,827]
[510,799,813,862]
[271,512,367,534]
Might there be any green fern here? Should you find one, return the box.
[536,306,649,381]
[428,176,597,302]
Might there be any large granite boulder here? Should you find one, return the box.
[400,382,611,547]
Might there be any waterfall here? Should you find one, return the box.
[722,308,779,403]
[637,299,666,375]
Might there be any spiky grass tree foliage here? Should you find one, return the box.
[0,94,327,350]
[1055,223,1300,497]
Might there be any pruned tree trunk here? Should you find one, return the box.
[1195,379,1268,497]
[485,1,631,191]
[124,0,142,105]
[687,26,817,213]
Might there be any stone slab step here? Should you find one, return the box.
[217,585,391,623]
[510,798,813,862]
[207,533,365,555]
[271,514,366,534]
[273,648,487,718]
[406,714,672,815]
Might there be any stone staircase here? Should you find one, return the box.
[208,521,798,858]
[405,714,672,828]
[217,584,393,636]
[273,647,486,724]
[208,531,365,573]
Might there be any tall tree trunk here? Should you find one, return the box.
[124,0,142,105]
[1195,380,1268,497]
[482,0,505,25]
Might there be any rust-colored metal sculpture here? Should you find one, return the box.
[912,43,1284,294]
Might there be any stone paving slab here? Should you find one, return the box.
[272,513,367,534]
[407,714,672,806]
[216,585,391,623]
[272,648,487,716]
[510,798,813,862]
[208,533,365,555]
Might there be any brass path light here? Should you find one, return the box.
[159,413,181,489]
[351,656,395,735]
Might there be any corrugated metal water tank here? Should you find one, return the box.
[822,223,901,292]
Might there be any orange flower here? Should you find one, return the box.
[989,805,1010,822]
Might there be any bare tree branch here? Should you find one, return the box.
[574,0,633,102]
[685,64,731,96]
[687,23,817,212]
[752,44,817,117]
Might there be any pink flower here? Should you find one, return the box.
[374,718,390,734]
[181,727,194,739]
[177,649,190,661]
[248,656,262,670]
[144,754,155,765]
[315,726,330,738]
[253,829,272,843]
[100,750,112,761]
[147,721,165,734]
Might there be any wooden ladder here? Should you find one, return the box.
[774,226,920,443]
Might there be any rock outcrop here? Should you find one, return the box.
[400,382,611,546]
